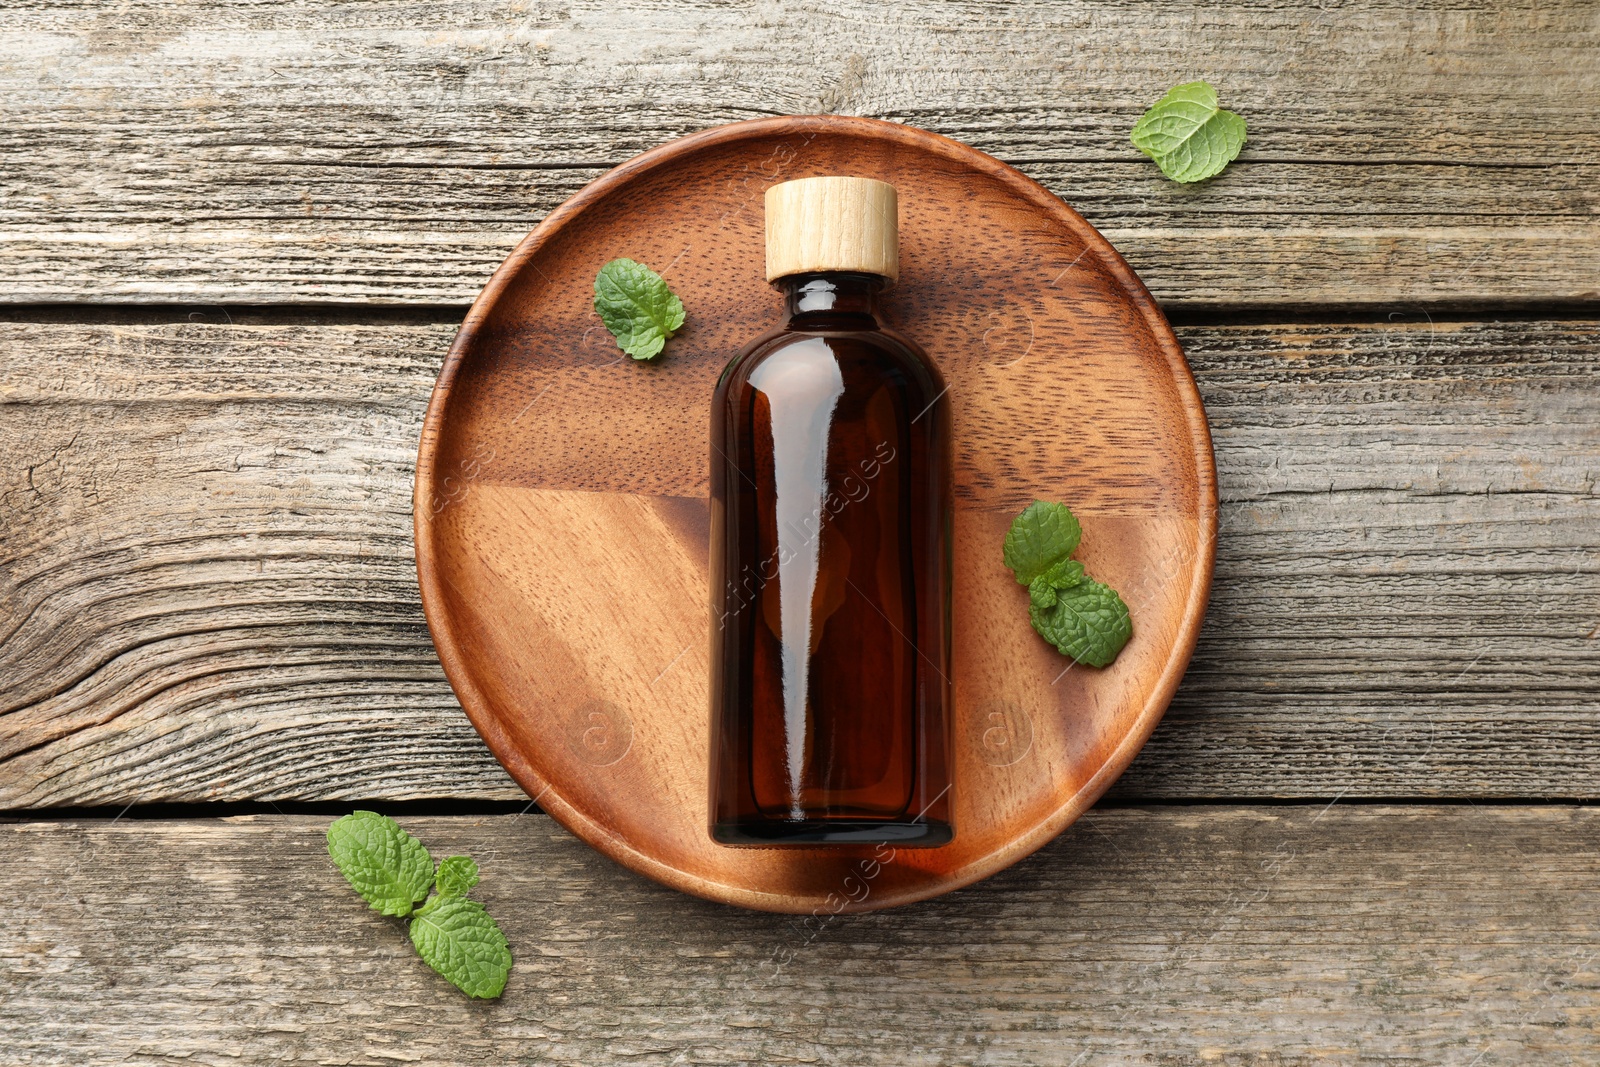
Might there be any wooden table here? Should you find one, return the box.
[3,2,1597,1062]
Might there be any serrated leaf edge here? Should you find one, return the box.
[593,257,685,361]
[1130,80,1246,184]
[326,811,435,918]
[1002,500,1084,585]
[1028,577,1133,668]
[408,898,512,999]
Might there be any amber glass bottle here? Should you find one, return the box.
[709,176,953,847]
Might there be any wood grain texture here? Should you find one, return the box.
[2,0,1597,307]
[5,807,1600,1065]
[2,317,1596,807]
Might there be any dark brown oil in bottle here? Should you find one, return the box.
[709,272,952,846]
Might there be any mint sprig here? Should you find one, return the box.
[593,257,686,360]
[1004,501,1133,668]
[1130,80,1246,183]
[327,812,511,999]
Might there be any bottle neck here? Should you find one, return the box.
[779,272,886,326]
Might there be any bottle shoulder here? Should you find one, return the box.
[716,323,944,400]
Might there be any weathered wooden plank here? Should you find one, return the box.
[4,807,1598,1065]
[1,317,1595,805]
[2,0,1597,306]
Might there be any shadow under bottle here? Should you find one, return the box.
[710,273,953,847]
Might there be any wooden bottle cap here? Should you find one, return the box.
[764,176,898,282]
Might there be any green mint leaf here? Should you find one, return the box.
[410,856,480,918]
[435,855,480,898]
[1028,577,1133,668]
[1005,501,1132,668]
[1040,558,1086,589]
[1028,562,1085,611]
[593,257,685,360]
[1003,500,1083,585]
[409,897,513,999]
[327,811,435,918]
[1028,576,1058,612]
[1130,80,1247,183]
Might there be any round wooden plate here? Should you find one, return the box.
[415,116,1216,914]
